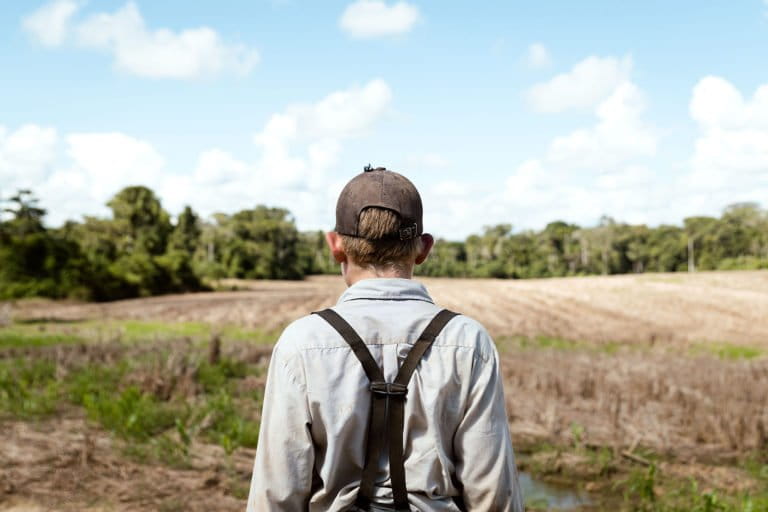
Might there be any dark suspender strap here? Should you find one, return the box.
[389,309,458,510]
[394,309,459,387]
[312,308,459,512]
[314,309,385,383]
[313,308,385,507]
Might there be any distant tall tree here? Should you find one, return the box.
[2,189,46,236]
[108,186,172,255]
[106,186,199,296]
[215,206,303,280]
[683,216,718,271]
[168,205,201,254]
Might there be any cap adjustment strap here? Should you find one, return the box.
[399,223,418,240]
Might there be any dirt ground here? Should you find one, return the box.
[11,270,768,346]
[3,271,768,511]
[0,414,253,512]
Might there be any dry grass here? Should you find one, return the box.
[3,271,768,510]
[0,415,254,512]
[0,339,272,512]
[9,270,768,347]
[502,348,768,459]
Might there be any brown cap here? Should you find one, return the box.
[335,166,423,240]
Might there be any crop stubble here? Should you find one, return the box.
[3,271,768,509]
[13,271,768,346]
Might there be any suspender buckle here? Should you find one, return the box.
[370,381,408,397]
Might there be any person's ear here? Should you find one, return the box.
[325,231,347,264]
[415,233,434,265]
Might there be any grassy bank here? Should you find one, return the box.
[2,319,767,511]
[516,440,768,511]
[0,320,276,468]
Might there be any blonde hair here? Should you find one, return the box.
[340,208,423,271]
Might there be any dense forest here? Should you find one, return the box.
[1,186,767,301]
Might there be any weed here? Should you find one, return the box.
[0,328,82,348]
[122,432,191,468]
[690,342,763,360]
[199,390,260,454]
[523,496,549,510]
[589,446,617,476]
[68,363,126,404]
[0,358,59,417]
[82,386,183,441]
[498,334,627,355]
[570,422,585,449]
[621,462,657,509]
[196,358,249,393]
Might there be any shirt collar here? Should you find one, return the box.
[337,278,434,304]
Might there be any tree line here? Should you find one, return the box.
[1,186,766,301]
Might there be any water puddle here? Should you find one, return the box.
[520,471,591,510]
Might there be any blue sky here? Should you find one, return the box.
[2,0,767,238]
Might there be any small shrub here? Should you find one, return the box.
[0,359,59,418]
[196,358,248,393]
[82,386,183,441]
[67,364,125,404]
[199,390,259,454]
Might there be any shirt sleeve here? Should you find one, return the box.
[453,339,524,512]
[247,334,314,511]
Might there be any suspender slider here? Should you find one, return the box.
[370,381,408,397]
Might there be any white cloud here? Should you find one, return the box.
[340,0,420,39]
[500,69,663,228]
[252,79,392,192]
[66,132,166,197]
[173,79,390,225]
[23,0,79,47]
[527,55,633,113]
[32,132,167,222]
[526,42,551,69]
[685,76,768,203]
[1,79,392,228]
[548,83,657,168]
[255,79,392,145]
[497,73,768,231]
[22,1,259,79]
[0,124,59,195]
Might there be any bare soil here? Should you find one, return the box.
[3,270,768,510]
[10,270,768,346]
[0,414,253,512]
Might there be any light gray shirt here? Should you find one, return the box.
[247,278,523,511]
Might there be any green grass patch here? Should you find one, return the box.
[196,358,250,393]
[498,334,764,362]
[0,318,280,350]
[0,327,83,348]
[517,440,768,512]
[103,319,279,344]
[197,390,260,454]
[1,334,266,464]
[67,363,127,405]
[82,386,185,441]
[618,461,768,511]
[690,341,764,360]
[0,357,60,418]
[497,335,623,355]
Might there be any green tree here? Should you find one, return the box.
[2,189,46,236]
[168,206,201,254]
[208,207,303,280]
[107,186,172,255]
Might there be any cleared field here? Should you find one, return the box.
[2,271,768,511]
[11,270,768,346]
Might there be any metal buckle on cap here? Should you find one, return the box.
[399,223,418,240]
[370,381,408,397]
